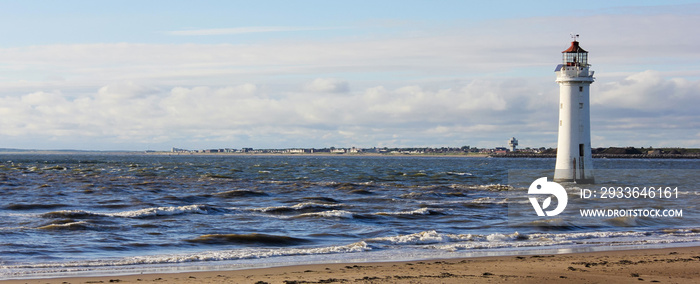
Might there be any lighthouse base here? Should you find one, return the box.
[554,168,595,184]
[553,177,595,184]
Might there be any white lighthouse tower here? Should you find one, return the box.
[554,35,594,183]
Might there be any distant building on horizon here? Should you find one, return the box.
[508,137,518,152]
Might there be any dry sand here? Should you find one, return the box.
[3,246,699,284]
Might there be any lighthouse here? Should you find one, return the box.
[554,35,594,183]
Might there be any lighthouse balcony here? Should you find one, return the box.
[555,64,594,81]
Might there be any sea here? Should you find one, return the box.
[0,154,698,279]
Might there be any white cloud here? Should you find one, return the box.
[304,78,349,93]
[166,26,336,36]
[1,13,697,91]
[594,70,700,113]
[1,68,697,150]
[587,70,700,147]
[0,11,699,149]
[0,78,551,148]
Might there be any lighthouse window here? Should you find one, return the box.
[579,103,584,109]
[560,103,563,109]
[579,86,583,92]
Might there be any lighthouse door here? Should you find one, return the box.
[579,143,586,181]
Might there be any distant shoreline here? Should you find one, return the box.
[490,153,700,159]
[1,150,699,159]
[150,151,492,158]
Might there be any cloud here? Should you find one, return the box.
[587,70,700,147]
[1,12,698,92]
[304,78,349,93]
[0,78,551,148]
[165,26,336,36]
[0,11,699,149]
[1,69,698,150]
[594,70,700,113]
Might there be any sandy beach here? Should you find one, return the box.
[3,246,699,284]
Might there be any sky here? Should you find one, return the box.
[0,0,699,151]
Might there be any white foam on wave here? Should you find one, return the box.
[447,172,472,176]
[476,184,512,191]
[297,210,354,219]
[431,238,571,251]
[39,205,216,219]
[374,207,436,216]
[366,229,700,252]
[524,230,700,242]
[2,241,371,270]
[36,221,92,230]
[366,230,530,246]
[108,205,213,218]
[3,228,700,278]
[367,230,474,245]
[255,202,341,213]
[470,197,507,204]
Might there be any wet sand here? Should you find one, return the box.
[3,246,699,284]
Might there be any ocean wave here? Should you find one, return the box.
[201,173,236,179]
[401,171,428,177]
[301,196,340,203]
[469,197,507,204]
[462,231,662,250]
[363,230,534,249]
[36,221,95,231]
[214,189,268,198]
[515,218,574,228]
[478,184,512,191]
[40,210,102,219]
[524,230,678,242]
[185,233,310,246]
[604,216,639,227]
[367,230,475,245]
[401,191,466,199]
[326,182,375,192]
[374,207,442,216]
[4,203,67,210]
[366,229,700,251]
[2,241,371,269]
[3,228,700,274]
[40,205,221,219]
[364,230,529,246]
[296,210,354,219]
[108,204,217,218]
[446,172,473,176]
[254,202,342,214]
[414,183,510,192]
[430,238,570,251]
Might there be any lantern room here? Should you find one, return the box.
[562,40,588,67]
